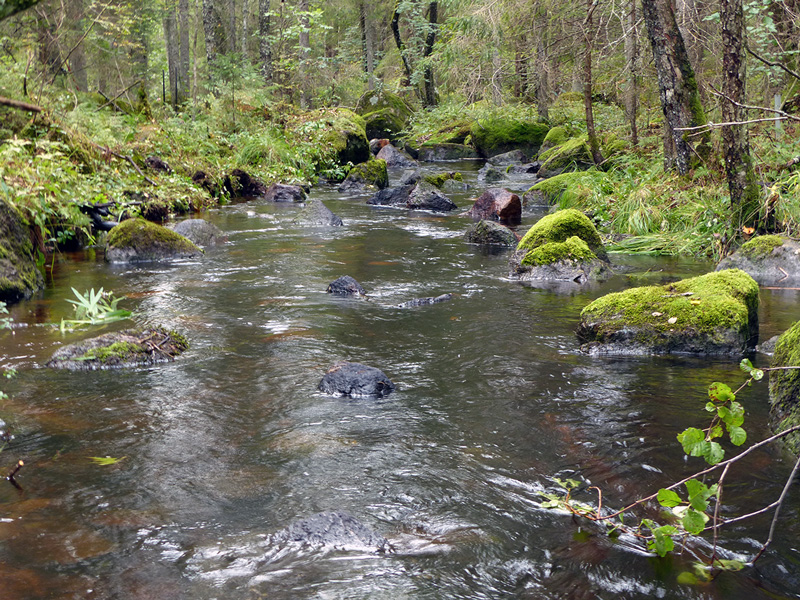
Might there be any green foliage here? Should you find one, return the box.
[521,236,596,267]
[59,287,132,331]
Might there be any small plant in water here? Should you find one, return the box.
[60,287,132,332]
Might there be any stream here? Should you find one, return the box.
[1,160,800,599]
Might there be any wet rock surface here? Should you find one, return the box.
[467,188,521,223]
[294,199,343,226]
[264,183,307,203]
[318,361,396,397]
[275,512,389,552]
[105,218,203,263]
[170,219,225,246]
[0,198,44,303]
[716,236,800,286]
[326,275,366,296]
[376,144,417,168]
[223,169,268,199]
[396,293,453,308]
[464,220,519,247]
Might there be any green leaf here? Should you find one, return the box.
[712,558,745,571]
[706,441,725,465]
[709,424,723,439]
[751,369,764,381]
[657,488,682,508]
[728,425,747,446]
[740,358,754,373]
[708,382,734,403]
[682,508,708,535]
[705,402,717,413]
[678,428,707,456]
[677,571,700,585]
[684,479,705,499]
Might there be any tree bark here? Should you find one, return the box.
[584,0,603,165]
[241,0,249,57]
[229,0,236,53]
[721,0,762,231]
[422,1,438,107]
[624,0,639,145]
[66,0,88,92]
[164,4,180,108]
[179,0,190,102]
[203,0,224,83]
[258,0,272,81]
[0,0,42,21]
[359,1,375,89]
[391,0,412,87]
[641,0,710,174]
[535,37,549,120]
[298,0,310,108]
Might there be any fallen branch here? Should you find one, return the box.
[5,459,23,490]
[0,95,42,112]
[88,141,157,186]
[98,90,129,115]
[96,80,141,112]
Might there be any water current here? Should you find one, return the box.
[1,161,799,599]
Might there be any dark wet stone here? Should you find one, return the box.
[318,361,396,397]
[144,155,172,173]
[367,185,414,207]
[276,512,389,552]
[407,181,457,212]
[397,293,453,308]
[376,144,417,168]
[488,149,528,165]
[716,236,800,286]
[191,170,220,197]
[369,138,390,155]
[506,162,541,175]
[398,169,422,187]
[105,218,202,263]
[263,182,307,203]
[294,199,343,226]
[477,164,506,183]
[464,220,518,247]
[46,327,189,371]
[0,198,44,303]
[466,188,521,223]
[171,219,225,246]
[757,334,780,356]
[223,169,268,198]
[326,275,366,296]
[418,143,480,162]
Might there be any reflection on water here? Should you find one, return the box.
[1,162,799,599]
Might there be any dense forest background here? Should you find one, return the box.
[1,0,799,259]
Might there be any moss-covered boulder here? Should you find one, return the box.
[423,172,463,189]
[315,109,370,166]
[464,220,518,247]
[106,218,203,263]
[509,209,609,284]
[526,172,593,205]
[0,198,43,304]
[470,119,550,158]
[537,136,594,179]
[46,327,189,370]
[338,159,389,193]
[417,143,480,162]
[375,144,417,168]
[769,320,800,454]
[538,126,570,154]
[577,269,760,356]
[356,90,414,140]
[716,236,800,286]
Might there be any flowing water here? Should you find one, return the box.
[1,162,800,599]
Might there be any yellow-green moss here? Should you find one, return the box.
[80,341,143,362]
[0,198,43,303]
[538,136,592,171]
[345,159,389,189]
[470,119,550,157]
[739,235,785,260]
[106,218,202,254]
[529,172,593,205]
[581,269,759,337]
[769,320,800,454]
[518,208,606,260]
[313,108,370,166]
[521,236,596,267]
[542,126,569,147]
[423,172,463,188]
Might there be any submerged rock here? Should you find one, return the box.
[477,164,506,183]
[294,199,343,227]
[263,183,307,203]
[375,144,417,168]
[397,293,453,308]
[106,218,203,263]
[170,219,225,247]
[769,320,800,453]
[0,198,44,303]
[275,512,389,552]
[577,269,760,356]
[466,188,521,223]
[318,361,396,397]
[464,220,518,247]
[716,235,800,286]
[47,327,189,370]
[326,275,366,296]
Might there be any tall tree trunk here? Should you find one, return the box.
[67,0,88,92]
[641,0,709,174]
[259,0,272,81]
[36,10,62,81]
[179,0,190,103]
[584,0,603,165]
[298,0,310,108]
[164,4,180,108]
[535,37,549,120]
[203,0,223,84]
[514,41,527,99]
[241,0,249,57]
[422,1,437,107]
[624,0,640,145]
[359,1,375,89]
[391,0,412,87]
[721,0,762,231]
[229,0,236,53]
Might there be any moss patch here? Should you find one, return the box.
[529,172,593,205]
[538,136,592,171]
[106,218,202,261]
[470,119,550,157]
[0,198,44,304]
[542,126,569,148]
[423,172,463,188]
[517,208,606,260]
[522,236,596,267]
[769,320,800,454]
[344,159,389,189]
[314,108,370,166]
[739,235,785,260]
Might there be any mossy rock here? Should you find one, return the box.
[338,159,389,193]
[363,109,407,141]
[538,126,569,154]
[716,236,800,286]
[46,327,189,370]
[106,218,203,263]
[356,91,413,140]
[417,143,480,161]
[577,269,760,356]
[464,220,518,247]
[315,108,370,166]
[528,172,593,205]
[769,320,800,454]
[470,119,550,158]
[517,208,607,261]
[510,235,610,285]
[521,236,596,267]
[0,198,44,304]
[537,136,593,178]
[423,172,463,188]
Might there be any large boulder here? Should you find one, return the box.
[0,198,43,303]
[406,181,457,212]
[326,275,366,296]
[536,136,594,179]
[509,209,609,284]
[577,269,760,356]
[316,109,370,166]
[375,144,417,168]
[466,188,521,223]
[46,327,189,370]
[367,185,414,207]
[464,220,519,247]
[769,320,800,454]
[338,159,389,193]
[275,512,389,552]
[318,361,396,397]
[417,143,480,162]
[263,183,307,203]
[223,169,268,198]
[716,236,800,286]
[355,90,414,140]
[170,219,224,247]
[294,199,343,227]
[106,218,203,263]
[470,119,550,158]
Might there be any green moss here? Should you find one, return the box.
[423,172,463,188]
[356,90,414,118]
[70,327,190,367]
[581,269,759,339]
[557,91,584,103]
[106,218,202,254]
[81,341,143,362]
[529,172,592,204]
[538,136,592,171]
[517,208,606,260]
[470,119,550,157]
[739,235,785,260]
[0,198,43,303]
[542,126,569,147]
[522,236,596,267]
[344,159,389,189]
[315,108,370,166]
[362,109,406,139]
[769,321,800,453]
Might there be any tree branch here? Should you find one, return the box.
[0,95,42,112]
[746,43,800,83]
